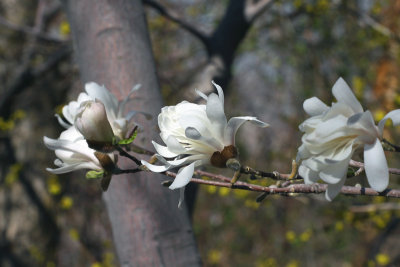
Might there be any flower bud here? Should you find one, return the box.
[75,100,115,143]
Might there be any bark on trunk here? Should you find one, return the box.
[62,0,201,266]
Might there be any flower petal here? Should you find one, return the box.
[303,97,329,116]
[364,138,389,192]
[325,177,346,201]
[211,80,224,106]
[319,157,350,184]
[55,114,72,129]
[85,82,118,117]
[141,159,171,172]
[152,141,179,158]
[332,77,363,114]
[164,135,187,154]
[298,165,319,184]
[378,109,400,134]
[169,162,195,189]
[195,89,208,101]
[224,116,269,145]
[206,93,227,138]
[178,187,185,209]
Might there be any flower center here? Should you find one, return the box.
[210,145,238,168]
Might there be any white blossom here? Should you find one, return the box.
[75,100,115,142]
[58,82,141,139]
[142,81,268,207]
[43,126,115,174]
[297,78,400,200]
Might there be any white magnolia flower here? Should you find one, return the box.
[75,100,115,143]
[44,126,115,174]
[58,82,141,139]
[297,78,400,200]
[142,81,268,207]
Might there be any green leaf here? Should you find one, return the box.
[118,128,138,145]
[86,170,105,179]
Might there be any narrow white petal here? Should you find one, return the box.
[332,77,363,114]
[169,162,195,189]
[211,80,224,105]
[364,139,389,192]
[55,114,72,129]
[378,109,400,133]
[46,162,101,174]
[195,89,208,101]
[206,93,227,138]
[224,116,269,145]
[325,178,346,201]
[303,97,329,116]
[118,84,141,117]
[298,165,319,184]
[152,141,179,158]
[141,160,170,172]
[178,187,185,209]
[85,82,118,115]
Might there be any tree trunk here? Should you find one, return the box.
[62,0,201,266]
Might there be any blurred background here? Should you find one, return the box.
[1,0,400,266]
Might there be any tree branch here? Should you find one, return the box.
[245,0,276,22]
[143,0,211,50]
[160,170,400,198]
[0,15,64,43]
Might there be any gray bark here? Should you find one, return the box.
[62,0,201,266]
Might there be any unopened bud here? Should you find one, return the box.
[75,100,115,143]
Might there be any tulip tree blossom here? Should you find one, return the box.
[58,82,141,139]
[297,78,400,201]
[141,81,268,207]
[43,126,115,174]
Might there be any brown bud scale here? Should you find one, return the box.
[210,145,238,168]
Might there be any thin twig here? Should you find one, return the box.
[350,160,400,175]
[0,15,63,43]
[382,138,400,152]
[115,146,142,166]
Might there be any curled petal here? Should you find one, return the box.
[298,165,319,184]
[55,114,72,129]
[378,109,400,134]
[195,89,208,101]
[141,159,171,172]
[224,116,269,145]
[303,97,329,116]
[152,141,179,158]
[211,80,224,106]
[332,77,363,114]
[364,138,389,192]
[169,162,196,190]
[325,178,346,201]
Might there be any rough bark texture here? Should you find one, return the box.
[62,0,201,266]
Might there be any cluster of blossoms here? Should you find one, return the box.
[44,78,400,206]
[297,78,400,200]
[44,83,141,184]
